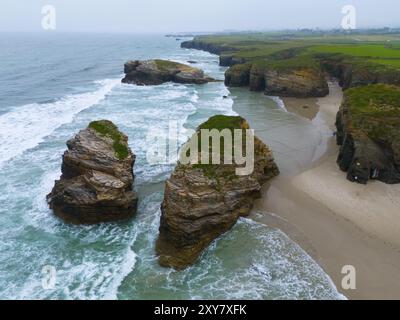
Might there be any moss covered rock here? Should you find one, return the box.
[122,59,215,85]
[47,120,138,224]
[336,84,400,184]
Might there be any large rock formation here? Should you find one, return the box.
[122,59,215,85]
[47,120,138,224]
[319,54,400,90]
[183,37,400,98]
[263,68,329,97]
[181,39,237,56]
[156,115,279,269]
[336,84,400,184]
[225,63,328,98]
[182,38,329,98]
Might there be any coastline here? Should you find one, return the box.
[235,82,400,300]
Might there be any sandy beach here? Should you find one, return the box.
[248,82,400,299]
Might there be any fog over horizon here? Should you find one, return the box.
[0,0,399,33]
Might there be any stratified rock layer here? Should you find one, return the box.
[319,54,400,89]
[182,38,400,98]
[156,115,279,269]
[336,84,400,184]
[225,63,328,97]
[122,59,215,85]
[182,39,328,98]
[47,120,138,224]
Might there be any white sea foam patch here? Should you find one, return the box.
[267,96,288,112]
[0,78,120,167]
[213,86,237,116]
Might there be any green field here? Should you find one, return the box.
[344,84,400,142]
[346,84,400,115]
[191,32,400,70]
[308,44,400,68]
[308,44,400,58]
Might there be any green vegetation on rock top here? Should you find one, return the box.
[308,44,400,59]
[345,84,400,116]
[198,115,247,132]
[188,115,251,180]
[153,59,195,72]
[154,59,182,69]
[190,32,400,71]
[89,120,129,160]
[344,84,400,142]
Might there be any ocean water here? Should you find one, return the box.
[0,33,342,300]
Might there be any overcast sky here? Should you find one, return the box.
[1,0,398,33]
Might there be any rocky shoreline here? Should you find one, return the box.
[182,38,400,95]
[182,37,400,185]
[182,39,330,98]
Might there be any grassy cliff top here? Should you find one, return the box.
[153,59,197,72]
[189,32,400,70]
[345,84,400,116]
[179,115,253,180]
[198,115,248,132]
[344,85,400,142]
[89,120,129,160]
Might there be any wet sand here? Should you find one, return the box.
[236,83,400,300]
[282,97,319,120]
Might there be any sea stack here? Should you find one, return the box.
[47,120,138,224]
[336,84,400,184]
[156,115,279,269]
[122,59,215,85]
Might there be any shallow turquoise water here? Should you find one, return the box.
[0,33,342,299]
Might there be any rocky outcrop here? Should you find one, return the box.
[181,39,236,55]
[224,63,252,87]
[47,120,138,224]
[182,40,246,67]
[156,115,279,269]
[320,55,400,90]
[184,37,400,97]
[122,59,215,85]
[219,53,247,67]
[263,68,329,97]
[336,84,400,184]
[225,63,328,97]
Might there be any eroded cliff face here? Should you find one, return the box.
[156,115,279,269]
[182,38,400,98]
[122,59,215,85]
[320,57,400,90]
[224,63,252,87]
[183,39,330,98]
[47,120,138,224]
[336,85,400,184]
[225,64,328,97]
[181,40,237,56]
[263,69,329,97]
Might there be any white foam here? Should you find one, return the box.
[241,217,347,300]
[267,96,288,112]
[102,246,137,300]
[0,78,120,167]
